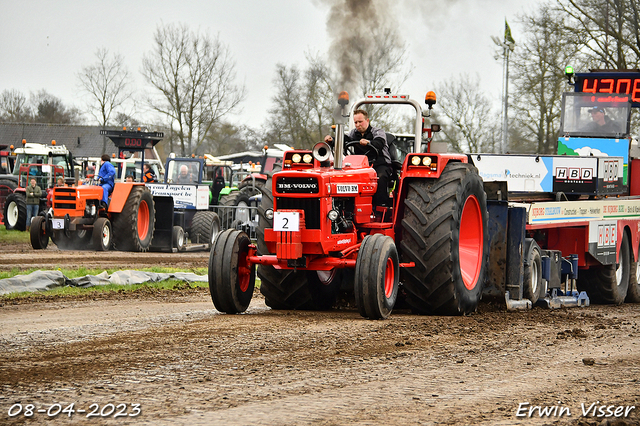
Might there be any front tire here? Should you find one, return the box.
[92,217,112,251]
[399,162,489,315]
[208,229,255,314]
[354,234,399,320]
[172,226,186,251]
[29,215,49,249]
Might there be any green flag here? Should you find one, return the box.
[505,19,515,44]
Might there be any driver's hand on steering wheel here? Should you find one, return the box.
[324,135,333,144]
[359,138,369,146]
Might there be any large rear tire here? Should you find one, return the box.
[4,193,27,231]
[578,231,630,304]
[112,186,155,251]
[218,191,252,229]
[399,162,489,315]
[29,215,49,249]
[256,165,314,310]
[627,240,640,303]
[208,229,255,313]
[190,210,221,248]
[354,234,399,319]
[0,178,18,225]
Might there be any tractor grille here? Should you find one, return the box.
[275,197,321,229]
[53,188,78,210]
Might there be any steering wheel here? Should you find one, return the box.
[344,140,379,165]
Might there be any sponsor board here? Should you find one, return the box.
[527,199,640,225]
[147,184,209,210]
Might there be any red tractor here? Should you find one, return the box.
[208,91,489,319]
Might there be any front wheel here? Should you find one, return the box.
[92,218,112,251]
[30,215,49,249]
[354,234,399,320]
[208,229,255,314]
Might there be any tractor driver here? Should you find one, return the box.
[324,109,394,211]
[176,164,192,184]
[588,106,616,133]
[98,154,116,207]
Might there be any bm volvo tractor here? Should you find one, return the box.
[209,91,489,319]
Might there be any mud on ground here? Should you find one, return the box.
[1,243,639,425]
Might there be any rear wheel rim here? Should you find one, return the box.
[459,195,483,290]
[384,257,395,298]
[137,200,150,240]
[238,248,251,293]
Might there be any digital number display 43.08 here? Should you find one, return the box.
[575,71,640,106]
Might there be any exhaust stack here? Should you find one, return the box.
[333,91,349,170]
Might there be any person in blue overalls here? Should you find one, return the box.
[98,154,116,206]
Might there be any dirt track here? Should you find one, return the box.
[1,243,639,425]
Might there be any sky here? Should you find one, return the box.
[0,0,538,131]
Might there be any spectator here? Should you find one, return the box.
[25,178,42,231]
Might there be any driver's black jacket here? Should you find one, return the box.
[344,125,392,167]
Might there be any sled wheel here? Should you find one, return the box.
[523,239,544,304]
[92,217,112,251]
[354,234,399,320]
[29,215,49,249]
[627,240,640,303]
[578,231,630,304]
[208,229,255,314]
[172,226,186,251]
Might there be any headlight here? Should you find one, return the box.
[265,209,274,220]
[303,154,313,163]
[411,156,421,166]
[292,153,302,163]
[422,156,432,166]
[327,210,339,221]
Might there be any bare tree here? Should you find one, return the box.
[142,23,245,157]
[555,0,640,69]
[0,89,31,122]
[509,4,580,154]
[78,48,133,154]
[31,90,82,124]
[434,74,500,153]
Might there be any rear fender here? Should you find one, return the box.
[107,183,139,213]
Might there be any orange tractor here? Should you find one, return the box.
[209,91,489,319]
[30,130,161,251]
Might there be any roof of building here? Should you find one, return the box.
[0,122,165,159]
